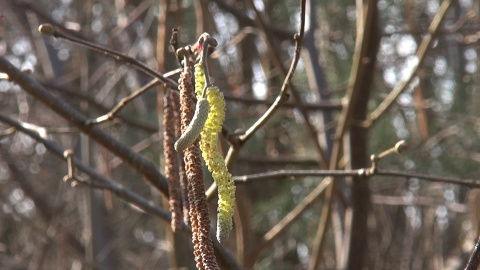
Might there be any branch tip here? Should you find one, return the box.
[63,149,73,158]
[38,24,56,36]
[395,140,408,153]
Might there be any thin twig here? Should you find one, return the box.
[366,0,455,126]
[239,34,303,143]
[223,93,342,111]
[465,235,480,270]
[309,0,379,267]
[234,169,359,183]
[38,24,178,89]
[41,80,163,132]
[0,56,170,196]
[87,79,159,125]
[62,149,75,182]
[0,112,242,270]
[233,168,480,188]
[206,0,309,199]
[197,33,218,98]
[248,177,332,264]
[244,0,329,168]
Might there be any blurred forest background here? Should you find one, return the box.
[1,0,480,269]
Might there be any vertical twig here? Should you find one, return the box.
[308,0,377,268]
[465,235,480,270]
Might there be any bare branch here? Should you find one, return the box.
[0,57,170,197]
[0,113,241,270]
[465,235,480,270]
[38,24,179,89]
[366,0,455,126]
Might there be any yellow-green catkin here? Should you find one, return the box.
[194,64,235,242]
[194,63,205,97]
[203,87,235,242]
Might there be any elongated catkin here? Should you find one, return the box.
[175,98,210,152]
[198,87,235,242]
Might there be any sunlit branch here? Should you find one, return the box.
[38,24,179,89]
[0,56,169,196]
[0,127,16,138]
[42,81,160,132]
[197,33,218,97]
[245,0,329,168]
[465,235,480,270]
[0,113,241,270]
[239,34,303,143]
[366,0,455,126]
[233,168,480,188]
[206,0,309,200]
[87,79,159,125]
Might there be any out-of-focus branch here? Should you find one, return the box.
[0,147,85,257]
[87,78,159,125]
[211,0,294,41]
[310,0,380,267]
[248,177,332,264]
[245,0,329,168]
[0,56,169,197]
[366,0,455,126]
[223,93,342,111]
[206,0,310,199]
[41,80,159,132]
[0,112,171,220]
[465,235,480,270]
[0,113,242,270]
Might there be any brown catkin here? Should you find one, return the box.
[163,89,182,232]
[179,69,202,269]
[178,66,218,270]
[172,90,190,225]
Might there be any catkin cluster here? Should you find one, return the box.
[178,66,218,269]
[194,64,236,242]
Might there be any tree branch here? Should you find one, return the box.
[0,113,242,270]
[366,0,455,126]
[0,56,169,197]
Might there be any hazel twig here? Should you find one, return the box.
[206,2,307,199]
[87,78,159,125]
[232,168,480,189]
[38,23,178,89]
[366,0,454,126]
[0,127,16,138]
[197,33,218,99]
[62,149,87,187]
[87,66,181,125]
[368,140,408,174]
